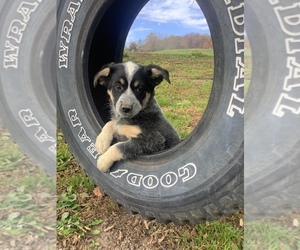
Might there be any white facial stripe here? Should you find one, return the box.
[120,86,138,107]
[124,61,139,84]
[116,83,142,118]
[123,85,135,97]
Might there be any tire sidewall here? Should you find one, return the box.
[245,0,300,217]
[0,0,56,176]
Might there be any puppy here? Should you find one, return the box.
[94,61,180,172]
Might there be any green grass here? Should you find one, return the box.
[57,185,103,237]
[57,131,102,238]
[57,130,73,171]
[0,127,56,248]
[244,214,300,249]
[0,131,24,171]
[0,188,53,236]
[176,219,243,250]
[152,48,214,57]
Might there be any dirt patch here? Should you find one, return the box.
[57,190,243,250]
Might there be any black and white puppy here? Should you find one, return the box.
[94,61,180,172]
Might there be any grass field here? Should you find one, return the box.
[152,48,214,57]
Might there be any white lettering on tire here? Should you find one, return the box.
[58,0,84,69]
[110,163,197,190]
[270,1,300,117]
[67,108,100,159]
[18,108,56,154]
[3,1,41,69]
[224,0,244,117]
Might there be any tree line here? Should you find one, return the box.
[127,32,212,52]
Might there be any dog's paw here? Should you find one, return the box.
[97,154,113,172]
[96,143,124,173]
[95,132,113,154]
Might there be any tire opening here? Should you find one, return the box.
[88,0,213,143]
[123,0,214,140]
[83,0,234,169]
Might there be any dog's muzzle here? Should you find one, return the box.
[120,104,134,118]
[121,104,133,114]
[116,100,141,118]
[115,89,142,118]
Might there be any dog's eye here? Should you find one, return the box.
[114,83,123,91]
[135,86,144,94]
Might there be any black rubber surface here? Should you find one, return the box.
[0,0,56,177]
[245,0,300,219]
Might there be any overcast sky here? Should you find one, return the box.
[126,0,209,44]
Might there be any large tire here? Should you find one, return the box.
[57,0,244,224]
[0,1,56,177]
[245,0,300,219]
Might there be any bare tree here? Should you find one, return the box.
[128,33,212,52]
[129,42,139,52]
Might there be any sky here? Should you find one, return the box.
[126,0,210,45]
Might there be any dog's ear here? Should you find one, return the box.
[93,63,114,88]
[146,65,171,86]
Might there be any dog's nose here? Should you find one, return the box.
[121,106,132,113]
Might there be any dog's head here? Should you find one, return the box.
[93,61,170,119]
